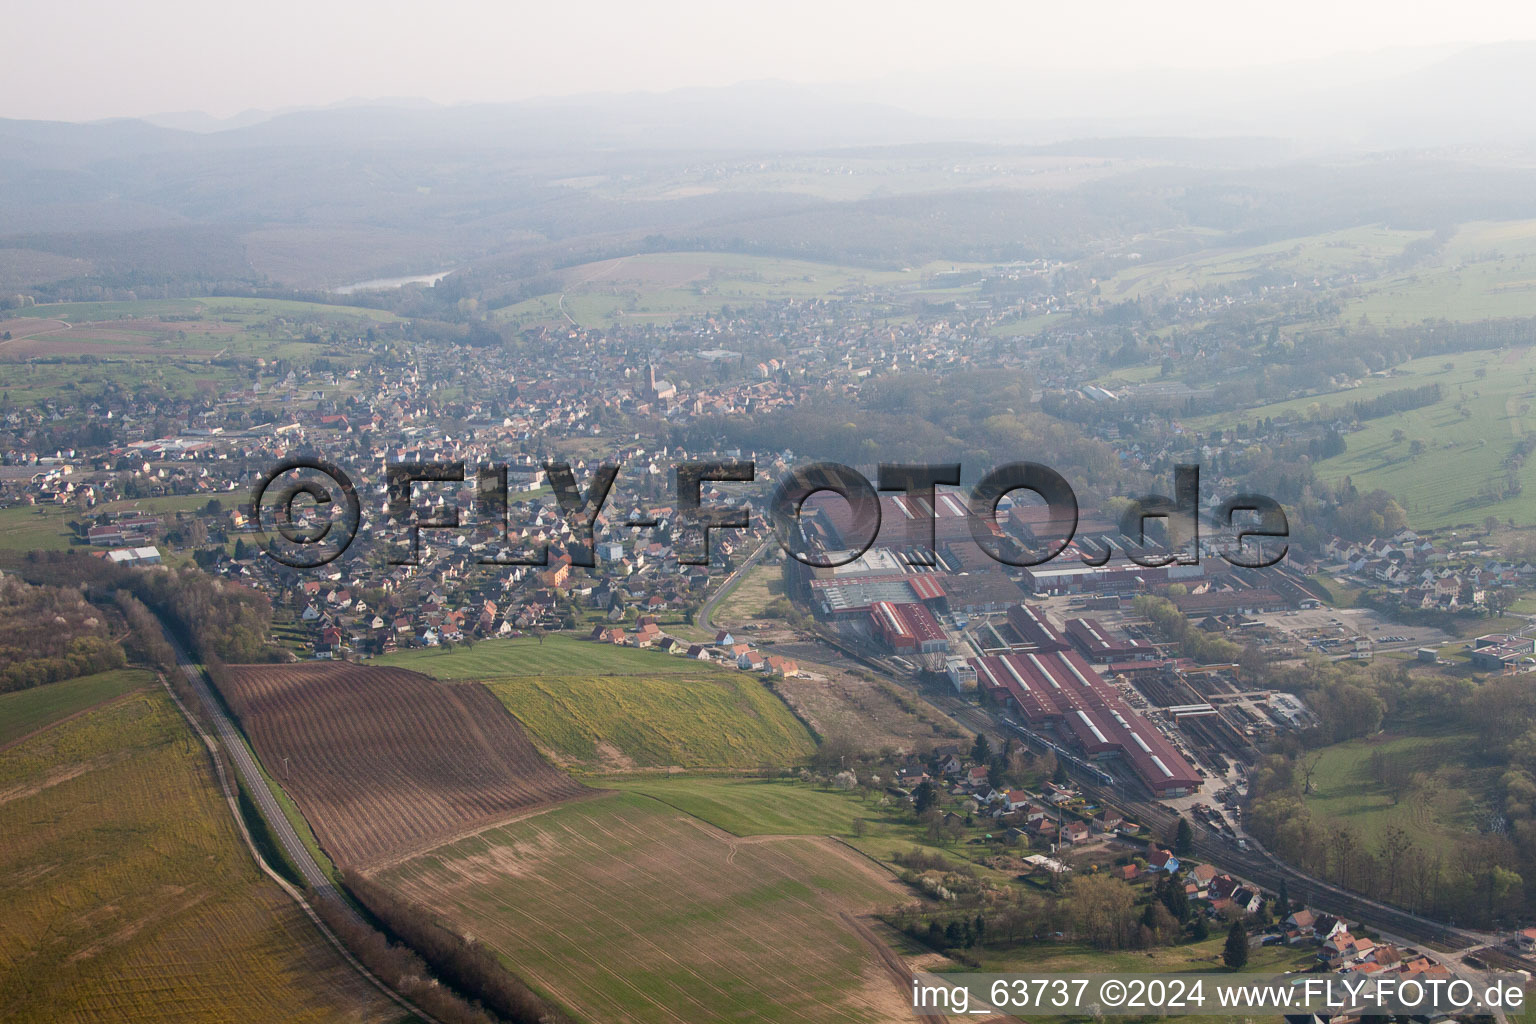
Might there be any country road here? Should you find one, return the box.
[160,625,348,907]
[155,622,448,1023]
[0,317,70,349]
[695,538,770,634]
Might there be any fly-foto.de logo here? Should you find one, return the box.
[250,457,1288,571]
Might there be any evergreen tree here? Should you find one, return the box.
[1193,914,1209,941]
[1277,878,1290,916]
[1158,872,1191,924]
[1223,920,1249,970]
[1174,817,1194,856]
[971,732,992,763]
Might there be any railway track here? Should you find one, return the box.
[916,681,1489,953]
[727,618,1489,956]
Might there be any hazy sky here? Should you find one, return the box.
[7,0,1536,121]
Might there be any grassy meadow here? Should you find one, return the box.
[371,634,705,678]
[1302,727,1488,850]
[0,668,154,748]
[481,673,814,770]
[709,562,786,625]
[1,296,400,406]
[0,494,227,553]
[492,251,986,329]
[1100,219,1536,328]
[1194,346,1536,528]
[1101,224,1431,303]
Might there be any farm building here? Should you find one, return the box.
[103,546,162,567]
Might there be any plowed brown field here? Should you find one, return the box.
[217,663,585,868]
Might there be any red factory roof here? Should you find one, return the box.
[1007,603,1070,652]
[969,647,1200,794]
[904,602,946,642]
[1065,616,1152,658]
[909,575,947,601]
[872,601,913,644]
[804,491,975,547]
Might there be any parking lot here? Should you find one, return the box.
[1248,606,1454,657]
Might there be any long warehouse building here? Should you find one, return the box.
[969,647,1202,796]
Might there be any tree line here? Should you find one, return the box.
[0,575,127,692]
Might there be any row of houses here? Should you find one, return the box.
[586,624,802,677]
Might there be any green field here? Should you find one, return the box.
[18,295,400,327]
[608,777,885,837]
[371,634,707,679]
[1,296,401,406]
[483,673,814,770]
[376,790,910,1024]
[1303,728,1486,850]
[605,776,1009,872]
[492,251,978,329]
[376,636,814,770]
[1102,224,1430,302]
[0,494,226,553]
[1194,346,1536,527]
[711,563,786,626]
[0,688,403,1023]
[0,668,154,747]
[1099,219,1536,328]
[967,933,1318,975]
[1345,219,1536,325]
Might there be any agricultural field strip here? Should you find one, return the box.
[0,688,401,1023]
[563,810,886,1016]
[385,795,902,1024]
[372,635,708,678]
[0,670,154,751]
[295,679,578,864]
[393,836,869,1024]
[152,666,442,1024]
[480,671,815,769]
[218,663,582,867]
[363,787,613,874]
[567,809,904,1017]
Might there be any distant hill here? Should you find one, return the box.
[5,54,1536,294]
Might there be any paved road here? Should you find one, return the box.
[161,625,348,908]
[696,539,770,634]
